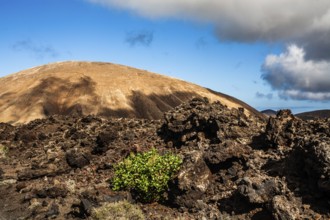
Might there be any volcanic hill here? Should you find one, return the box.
[261,109,277,117]
[0,61,262,124]
[295,109,330,120]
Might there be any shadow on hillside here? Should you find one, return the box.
[0,76,207,122]
[99,90,203,120]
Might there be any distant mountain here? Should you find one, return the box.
[295,110,330,120]
[261,109,277,117]
[0,61,264,124]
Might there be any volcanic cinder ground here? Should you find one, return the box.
[1,98,330,219]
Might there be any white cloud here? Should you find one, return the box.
[262,45,330,100]
[87,0,330,101]
[87,0,330,41]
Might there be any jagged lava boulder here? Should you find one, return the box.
[0,98,330,219]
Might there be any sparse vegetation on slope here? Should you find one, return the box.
[0,144,8,158]
[91,200,145,220]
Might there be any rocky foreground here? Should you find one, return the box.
[0,98,330,219]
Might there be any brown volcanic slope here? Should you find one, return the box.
[0,61,263,124]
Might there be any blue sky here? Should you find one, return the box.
[1,0,330,113]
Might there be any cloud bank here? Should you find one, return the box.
[87,0,330,101]
[262,45,330,100]
[87,1,330,46]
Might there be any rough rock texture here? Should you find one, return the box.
[1,98,330,219]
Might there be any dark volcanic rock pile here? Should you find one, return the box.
[0,98,330,219]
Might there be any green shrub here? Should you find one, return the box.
[91,200,145,220]
[111,148,182,203]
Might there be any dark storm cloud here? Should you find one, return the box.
[125,30,153,47]
[297,30,330,61]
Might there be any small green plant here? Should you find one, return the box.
[91,200,145,220]
[111,148,182,203]
[0,144,8,158]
